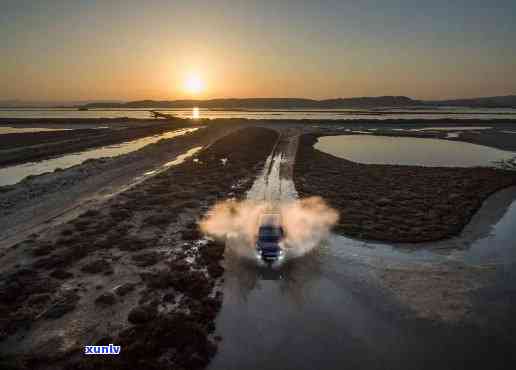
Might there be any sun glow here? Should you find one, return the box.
[184,73,204,95]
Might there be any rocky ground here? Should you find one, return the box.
[0,127,278,370]
[294,133,516,243]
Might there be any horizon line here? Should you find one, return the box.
[2,93,516,105]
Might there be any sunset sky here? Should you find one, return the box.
[1,0,515,101]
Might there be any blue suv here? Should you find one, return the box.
[256,214,285,263]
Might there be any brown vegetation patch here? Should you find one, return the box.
[295,134,516,242]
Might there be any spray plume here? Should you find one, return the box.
[199,197,339,259]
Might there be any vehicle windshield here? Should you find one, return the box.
[258,226,282,242]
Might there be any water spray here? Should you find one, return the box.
[200,196,339,262]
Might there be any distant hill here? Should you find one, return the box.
[424,95,516,108]
[0,100,122,108]
[80,95,516,109]
[4,95,515,109]
[82,96,419,109]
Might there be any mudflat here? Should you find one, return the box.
[0,127,278,369]
[1,118,516,370]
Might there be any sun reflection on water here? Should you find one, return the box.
[192,107,200,119]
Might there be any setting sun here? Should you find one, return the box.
[184,73,204,95]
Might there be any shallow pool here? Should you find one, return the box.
[0,127,74,134]
[0,128,199,187]
[314,135,516,167]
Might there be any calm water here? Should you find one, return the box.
[0,128,199,187]
[0,127,76,134]
[314,135,516,167]
[1,107,516,120]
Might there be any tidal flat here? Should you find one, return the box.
[1,118,516,369]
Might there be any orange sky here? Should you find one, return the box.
[2,1,515,101]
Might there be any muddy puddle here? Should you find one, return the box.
[246,151,298,203]
[0,128,199,186]
[113,146,204,196]
[210,132,516,370]
[314,134,516,167]
[447,186,516,264]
